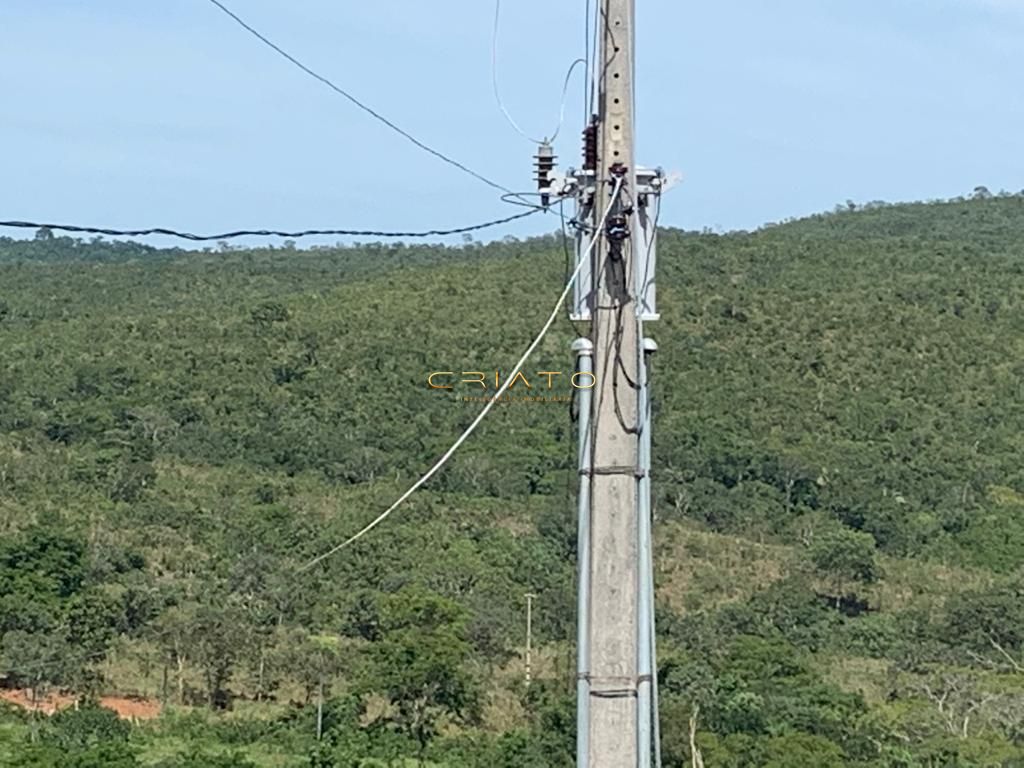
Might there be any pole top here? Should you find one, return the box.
[572,337,594,356]
[642,338,659,354]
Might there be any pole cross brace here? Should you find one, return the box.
[577,674,654,682]
[578,673,652,699]
[583,673,646,699]
[590,689,638,699]
[579,465,645,478]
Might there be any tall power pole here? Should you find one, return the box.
[558,0,663,762]
[588,0,640,765]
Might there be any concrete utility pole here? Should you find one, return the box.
[555,0,664,762]
[587,0,640,765]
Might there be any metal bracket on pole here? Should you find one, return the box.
[565,165,664,322]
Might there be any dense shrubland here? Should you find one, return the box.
[2,194,1024,765]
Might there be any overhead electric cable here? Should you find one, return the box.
[500,191,553,210]
[205,0,515,197]
[549,58,587,143]
[492,0,585,144]
[299,178,624,571]
[0,208,542,242]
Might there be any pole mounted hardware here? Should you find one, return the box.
[534,141,557,207]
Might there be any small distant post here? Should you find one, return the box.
[525,592,538,687]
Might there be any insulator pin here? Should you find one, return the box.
[582,116,598,171]
[534,141,556,207]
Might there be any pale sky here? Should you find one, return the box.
[1,1,1022,246]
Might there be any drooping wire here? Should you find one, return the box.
[500,191,552,210]
[206,0,515,197]
[550,58,587,143]
[298,178,625,572]
[0,208,542,243]
[492,0,585,145]
[492,0,543,145]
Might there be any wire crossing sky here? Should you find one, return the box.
[0,208,541,242]
[206,0,518,199]
[1,0,1022,247]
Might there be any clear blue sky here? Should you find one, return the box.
[2,1,1022,247]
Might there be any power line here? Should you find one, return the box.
[299,177,624,572]
[550,58,587,144]
[491,0,585,145]
[0,208,542,243]
[491,0,542,144]
[500,191,555,210]
[205,0,516,197]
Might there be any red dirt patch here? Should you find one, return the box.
[1,689,161,720]
[99,695,161,720]
[0,688,74,715]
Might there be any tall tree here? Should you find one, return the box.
[359,586,481,760]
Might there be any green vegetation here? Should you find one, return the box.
[2,192,1024,765]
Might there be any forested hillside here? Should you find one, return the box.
[2,194,1024,766]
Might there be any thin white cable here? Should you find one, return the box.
[549,58,587,143]
[299,179,623,571]
[492,0,585,144]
